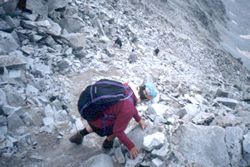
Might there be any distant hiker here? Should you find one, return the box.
[114,37,122,48]
[154,47,160,56]
[70,79,157,159]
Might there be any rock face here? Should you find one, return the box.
[0,0,249,167]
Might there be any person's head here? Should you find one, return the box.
[138,82,157,101]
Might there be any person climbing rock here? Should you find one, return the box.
[70,80,157,159]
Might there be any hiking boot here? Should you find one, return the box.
[69,132,83,145]
[102,139,114,149]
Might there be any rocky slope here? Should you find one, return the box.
[0,0,250,167]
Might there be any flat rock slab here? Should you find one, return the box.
[0,55,26,68]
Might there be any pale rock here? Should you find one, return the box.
[26,84,39,96]
[215,97,239,109]
[152,144,169,159]
[143,132,165,151]
[7,112,25,131]
[243,131,250,165]
[64,33,86,49]
[114,147,125,164]
[148,103,168,118]
[152,158,164,167]
[184,103,199,116]
[192,112,215,125]
[225,127,244,166]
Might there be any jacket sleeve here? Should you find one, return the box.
[113,103,138,150]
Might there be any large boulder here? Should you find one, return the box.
[171,123,230,167]
[0,32,19,54]
[26,0,48,17]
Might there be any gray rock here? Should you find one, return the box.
[215,97,239,109]
[171,123,230,167]
[192,112,214,125]
[184,103,199,116]
[152,144,169,159]
[127,125,146,149]
[215,89,229,97]
[148,103,168,118]
[0,89,7,106]
[143,132,165,151]
[7,112,25,131]
[152,158,164,167]
[6,90,26,107]
[114,147,125,164]
[2,105,21,116]
[0,55,26,68]
[64,33,86,49]
[129,53,137,63]
[1,0,19,14]
[0,32,19,54]
[243,131,250,165]
[48,0,69,12]
[84,153,113,167]
[0,16,16,32]
[59,17,84,33]
[26,0,48,17]
[15,108,34,126]
[225,127,244,167]
[26,84,39,96]
[125,152,144,167]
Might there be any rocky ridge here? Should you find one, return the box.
[0,0,250,167]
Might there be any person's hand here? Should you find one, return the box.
[129,146,139,159]
[139,120,148,130]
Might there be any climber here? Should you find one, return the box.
[69,81,157,159]
[114,37,122,48]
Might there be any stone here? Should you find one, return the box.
[48,0,69,11]
[59,16,84,33]
[26,84,39,96]
[192,112,214,125]
[152,144,169,159]
[0,16,16,32]
[215,89,229,97]
[184,103,199,116]
[243,131,250,165]
[171,123,230,167]
[84,153,113,167]
[0,55,26,68]
[54,110,67,124]
[6,90,26,107]
[7,112,25,131]
[114,147,125,164]
[127,125,146,149]
[64,33,86,49]
[0,32,19,54]
[125,152,144,167]
[225,127,244,166]
[129,53,137,63]
[0,89,7,106]
[215,97,239,109]
[1,0,19,14]
[148,103,168,118]
[143,132,165,151]
[21,45,35,55]
[2,105,20,116]
[152,158,164,167]
[26,0,48,17]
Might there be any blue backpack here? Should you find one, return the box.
[77,79,134,121]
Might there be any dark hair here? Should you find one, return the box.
[139,85,147,100]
